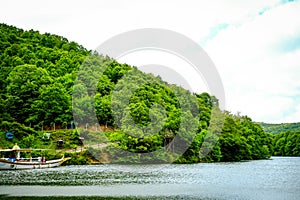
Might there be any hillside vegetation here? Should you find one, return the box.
[273,130,300,156]
[259,122,300,134]
[0,23,297,163]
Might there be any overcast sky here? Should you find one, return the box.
[1,0,299,123]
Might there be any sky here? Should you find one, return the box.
[0,0,299,123]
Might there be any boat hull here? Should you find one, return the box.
[0,157,69,170]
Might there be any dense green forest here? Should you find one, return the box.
[259,122,300,134]
[0,23,298,164]
[272,130,300,156]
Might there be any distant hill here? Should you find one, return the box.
[258,122,300,134]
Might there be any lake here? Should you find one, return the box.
[0,157,299,199]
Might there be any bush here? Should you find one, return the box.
[0,121,37,139]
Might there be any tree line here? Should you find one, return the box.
[259,122,300,134]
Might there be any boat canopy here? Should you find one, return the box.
[12,143,20,150]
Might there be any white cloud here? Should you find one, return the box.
[284,103,300,123]
[205,1,300,123]
[0,0,283,49]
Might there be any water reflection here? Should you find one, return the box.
[0,157,299,200]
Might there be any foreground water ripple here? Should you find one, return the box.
[0,157,299,199]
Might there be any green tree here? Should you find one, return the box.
[6,64,52,124]
[95,94,114,126]
[29,82,72,127]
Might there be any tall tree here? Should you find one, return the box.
[6,64,52,124]
[29,82,72,127]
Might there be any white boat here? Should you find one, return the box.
[0,144,70,170]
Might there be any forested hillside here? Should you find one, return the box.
[259,122,300,134]
[0,23,89,127]
[0,23,280,163]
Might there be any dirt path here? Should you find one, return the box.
[58,143,111,153]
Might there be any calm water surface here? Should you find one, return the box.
[0,157,299,199]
